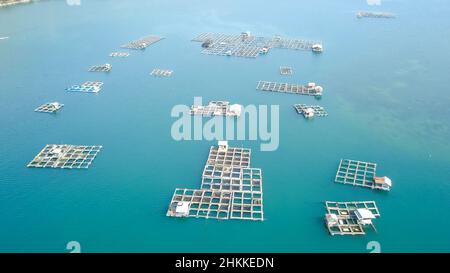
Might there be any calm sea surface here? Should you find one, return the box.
[0,0,449,252]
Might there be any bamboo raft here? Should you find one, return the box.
[166,141,264,221]
[27,144,102,169]
[34,102,64,113]
[257,80,323,97]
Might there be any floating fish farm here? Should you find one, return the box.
[150,68,173,77]
[109,52,130,57]
[66,81,104,93]
[167,141,264,221]
[89,63,112,72]
[121,35,164,50]
[27,144,102,169]
[293,104,328,118]
[324,201,381,236]
[257,81,323,97]
[34,102,64,113]
[280,66,293,75]
[335,159,392,191]
[356,11,396,19]
[192,32,323,58]
[190,101,242,117]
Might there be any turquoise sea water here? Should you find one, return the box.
[1,0,449,252]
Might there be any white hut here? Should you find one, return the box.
[325,213,339,227]
[312,44,323,53]
[175,202,190,216]
[354,208,376,225]
[374,176,392,191]
[218,141,228,152]
[303,108,315,118]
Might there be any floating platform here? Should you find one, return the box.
[121,35,164,50]
[257,81,323,97]
[109,52,130,57]
[335,159,392,191]
[356,11,396,19]
[206,144,251,168]
[294,104,328,118]
[192,32,322,58]
[34,102,64,113]
[201,165,262,193]
[166,141,263,221]
[89,63,112,72]
[325,201,381,236]
[66,81,103,93]
[150,68,173,77]
[280,66,293,75]
[27,144,102,169]
[190,101,242,117]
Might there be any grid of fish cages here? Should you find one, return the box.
[325,201,380,235]
[257,80,323,96]
[190,101,242,117]
[293,104,328,117]
[89,63,112,72]
[34,102,64,113]
[206,145,251,168]
[356,11,396,19]
[150,68,173,77]
[166,141,264,221]
[27,144,102,169]
[201,165,263,193]
[109,52,130,57]
[335,159,377,188]
[66,81,104,93]
[193,32,323,58]
[280,66,293,75]
[121,35,164,50]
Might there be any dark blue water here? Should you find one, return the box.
[0,0,449,252]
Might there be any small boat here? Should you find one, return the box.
[0,37,9,40]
